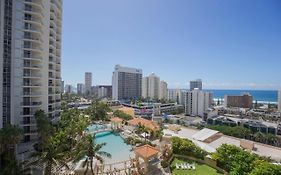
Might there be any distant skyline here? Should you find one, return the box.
[61,0,281,90]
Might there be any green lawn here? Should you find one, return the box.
[171,158,223,175]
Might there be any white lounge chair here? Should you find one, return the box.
[186,163,191,169]
[182,163,188,169]
[192,163,196,170]
[175,163,180,169]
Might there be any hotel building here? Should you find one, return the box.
[112,65,142,100]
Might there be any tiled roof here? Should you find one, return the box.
[128,118,159,131]
[110,117,123,123]
[134,144,159,159]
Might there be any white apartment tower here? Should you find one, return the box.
[168,89,185,105]
[112,65,142,100]
[278,89,281,112]
[0,0,63,142]
[85,72,92,95]
[142,73,160,100]
[159,81,168,100]
[185,89,213,117]
[142,76,149,99]
[77,83,85,95]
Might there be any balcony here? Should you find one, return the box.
[20,119,37,126]
[21,101,42,107]
[23,6,43,18]
[22,91,42,96]
[23,63,42,69]
[23,44,43,52]
[23,73,42,78]
[23,82,41,87]
[23,55,42,61]
[24,0,44,9]
[23,35,42,44]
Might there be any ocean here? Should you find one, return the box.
[204,89,278,104]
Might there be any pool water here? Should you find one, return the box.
[95,131,134,164]
[87,124,107,132]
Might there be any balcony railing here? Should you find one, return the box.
[21,101,42,106]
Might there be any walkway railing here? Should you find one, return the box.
[95,159,139,175]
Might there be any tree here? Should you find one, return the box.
[0,125,23,175]
[212,144,259,174]
[29,132,70,175]
[171,137,207,159]
[113,110,132,121]
[30,110,89,175]
[85,101,111,122]
[34,110,54,144]
[249,162,281,175]
[74,134,111,175]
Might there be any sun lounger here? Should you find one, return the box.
[176,163,180,169]
[182,163,188,169]
[192,163,196,170]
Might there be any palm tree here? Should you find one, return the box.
[0,125,22,174]
[74,134,111,175]
[29,134,70,175]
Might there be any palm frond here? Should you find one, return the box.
[97,151,112,159]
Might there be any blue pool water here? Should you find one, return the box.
[94,131,134,164]
[87,124,106,131]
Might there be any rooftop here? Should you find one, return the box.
[128,118,160,131]
[110,117,123,123]
[192,128,219,141]
[134,144,159,160]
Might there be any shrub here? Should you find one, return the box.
[171,137,207,159]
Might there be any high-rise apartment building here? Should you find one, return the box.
[142,73,160,99]
[77,83,85,95]
[97,85,112,99]
[159,81,168,100]
[224,93,253,108]
[85,72,92,95]
[112,65,142,100]
[185,89,213,117]
[61,80,64,94]
[65,84,73,94]
[168,89,185,105]
[0,0,62,142]
[190,79,203,90]
[278,89,281,112]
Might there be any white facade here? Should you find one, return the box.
[185,89,213,117]
[65,84,73,94]
[77,83,85,95]
[98,87,107,98]
[142,73,160,99]
[142,76,149,99]
[168,89,185,105]
[112,65,142,100]
[85,72,92,95]
[159,81,168,100]
[0,0,62,142]
[278,89,281,112]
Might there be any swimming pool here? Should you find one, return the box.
[95,131,134,164]
[87,124,108,132]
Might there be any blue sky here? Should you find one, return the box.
[61,0,281,90]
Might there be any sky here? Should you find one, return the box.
[61,0,281,90]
